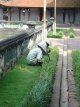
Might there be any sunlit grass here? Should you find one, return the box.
[0,56,42,107]
[0,47,59,107]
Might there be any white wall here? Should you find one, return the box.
[11,8,19,21]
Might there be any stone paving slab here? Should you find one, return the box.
[60,37,68,107]
[50,48,63,107]
[49,38,64,107]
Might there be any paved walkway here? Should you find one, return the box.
[49,28,80,107]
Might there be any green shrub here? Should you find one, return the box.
[47,30,53,38]
[72,50,80,105]
[47,30,64,38]
[57,28,69,33]
[18,47,59,107]
[68,28,75,33]
[52,32,58,38]
[58,31,64,38]
[67,28,75,38]
[52,31,64,38]
[69,32,75,38]
[56,29,60,32]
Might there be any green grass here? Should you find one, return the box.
[72,50,80,106]
[0,56,42,107]
[18,47,59,107]
[0,47,59,107]
[47,29,64,38]
[47,28,76,38]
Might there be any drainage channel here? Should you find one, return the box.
[50,36,78,107]
[60,37,68,107]
[50,37,68,107]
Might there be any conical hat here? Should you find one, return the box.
[38,41,48,53]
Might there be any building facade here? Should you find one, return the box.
[0,0,80,24]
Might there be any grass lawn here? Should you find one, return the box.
[72,50,80,106]
[0,57,41,107]
[0,47,59,107]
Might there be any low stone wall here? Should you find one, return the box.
[0,21,53,79]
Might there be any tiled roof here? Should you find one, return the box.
[57,0,80,8]
[0,0,80,8]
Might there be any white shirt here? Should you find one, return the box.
[27,47,43,64]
